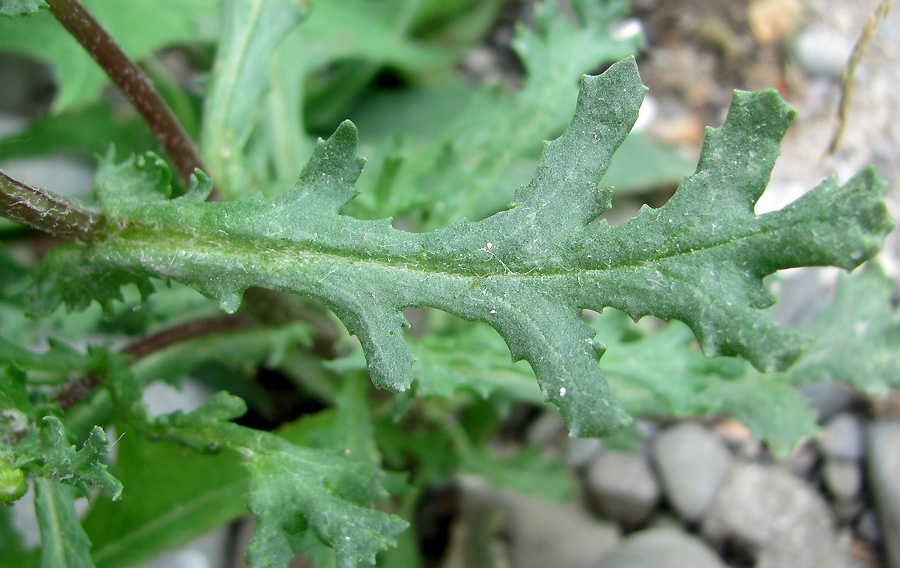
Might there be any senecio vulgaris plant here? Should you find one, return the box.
[0,0,896,567]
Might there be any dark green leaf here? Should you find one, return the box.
[33,59,894,438]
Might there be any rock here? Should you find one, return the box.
[652,423,733,522]
[747,0,801,44]
[777,439,820,480]
[855,510,881,545]
[818,414,865,461]
[506,494,620,568]
[797,383,860,423]
[791,26,854,79]
[831,497,865,525]
[595,528,726,568]
[866,421,900,568]
[455,477,620,568]
[756,529,860,568]
[702,463,858,568]
[822,458,863,501]
[585,450,660,526]
[566,437,603,471]
[525,410,566,447]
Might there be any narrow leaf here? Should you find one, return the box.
[34,477,95,568]
[199,0,310,198]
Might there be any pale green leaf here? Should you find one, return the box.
[199,0,310,198]
[244,446,407,568]
[34,478,95,568]
[0,0,221,111]
[784,263,900,395]
[134,392,407,568]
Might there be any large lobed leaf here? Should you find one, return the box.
[33,58,894,437]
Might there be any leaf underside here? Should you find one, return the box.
[34,57,894,437]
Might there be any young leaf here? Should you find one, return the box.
[35,417,122,500]
[34,477,96,568]
[0,0,47,17]
[31,58,894,438]
[199,0,310,198]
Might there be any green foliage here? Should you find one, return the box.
[0,0,47,18]
[0,0,221,110]
[30,59,893,438]
[0,0,896,567]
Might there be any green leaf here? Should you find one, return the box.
[462,446,573,502]
[34,477,95,568]
[0,102,158,162]
[244,443,408,568]
[0,506,28,559]
[33,58,894,438]
[600,133,695,195]
[0,0,46,17]
[0,365,31,415]
[0,0,221,111]
[352,0,641,226]
[35,417,122,500]
[199,0,310,198]
[81,432,248,568]
[326,324,544,404]
[132,391,407,568]
[696,376,817,458]
[784,263,900,395]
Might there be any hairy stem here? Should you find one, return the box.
[0,170,104,241]
[46,0,217,197]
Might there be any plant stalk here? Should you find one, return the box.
[0,170,104,241]
[46,0,216,197]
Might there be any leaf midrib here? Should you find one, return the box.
[106,212,797,283]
